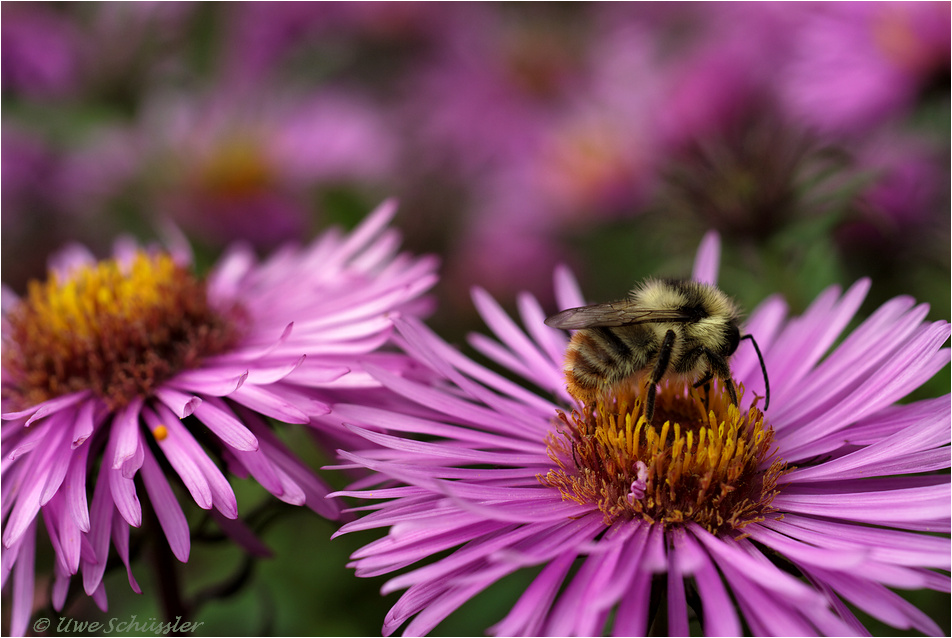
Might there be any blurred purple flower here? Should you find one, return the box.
[780,2,950,136]
[857,135,948,227]
[132,87,399,247]
[2,3,194,102]
[835,133,949,258]
[0,201,438,636]
[0,129,124,292]
[332,234,950,635]
[529,103,657,222]
[1,130,59,227]
[1,4,81,99]
[444,208,564,312]
[405,4,584,175]
[220,2,446,86]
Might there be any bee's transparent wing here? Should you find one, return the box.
[544,301,695,329]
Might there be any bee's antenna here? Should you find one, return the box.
[740,334,770,411]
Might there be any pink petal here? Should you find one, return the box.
[110,397,143,472]
[64,442,92,532]
[168,366,248,397]
[111,513,141,593]
[227,384,311,423]
[691,230,721,285]
[8,519,36,638]
[82,464,114,595]
[140,445,190,562]
[191,396,258,452]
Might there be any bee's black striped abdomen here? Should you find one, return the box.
[590,326,631,360]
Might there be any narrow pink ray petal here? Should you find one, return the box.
[691,230,721,285]
[51,563,70,611]
[227,384,312,423]
[666,548,690,637]
[64,442,92,532]
[490,552,576,637]
[1,390,90,423]
[71,399,96,448]
[331,197,398,267]
[2,420,70,547]
[143,412,212,510]
[109,397,143,471]
[471,287,561,386]
[140,445,190,562]
[761,514,951,568]
[111,513,140,594]
[799,565,942,635]
[552,263,587,312]
[152,406,237,518]
[205,244,256,303]
[167,366,248,397]
[691,524,828,607]
[773,483,949,523]
[191,396,258,452]
[153,387,202,419]
[8,519,36,638]
[682,532,742,636]
[39,420,75,505]
[82,464,114,595]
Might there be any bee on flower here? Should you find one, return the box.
[331,232,949,636]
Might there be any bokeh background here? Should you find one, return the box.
[2,2,949,636]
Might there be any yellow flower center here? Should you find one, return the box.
[198,138,273,199]
[2,251,244,410]
[541,378,788,535]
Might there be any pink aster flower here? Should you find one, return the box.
[0,200,437,637]
[331,233,950,636]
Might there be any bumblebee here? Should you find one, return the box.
[545,278,768,422]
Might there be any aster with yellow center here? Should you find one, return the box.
[3,252,242,410]
[1,201,439,637]
[543,380,787,534]
[331,232,949,636]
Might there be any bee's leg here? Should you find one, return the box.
[705,350,738,407]
[722,376,738,408]
[644,383,657,424]
[692,371,714,389]
[693,371,714,414]
[645,330,676,423]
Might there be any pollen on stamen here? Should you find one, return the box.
[1,251,245,411]
[152,425,169,442]
[540,377,788,536]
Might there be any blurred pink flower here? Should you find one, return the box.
[780,2,950,136]
[857,135,948,227]
[220,2,448,85]
[1,4,81,99]
[137,87,399,246]
[1,3,194,101]
[1,130,60,225]
[529,103,657,222]
[405,5,585,175]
